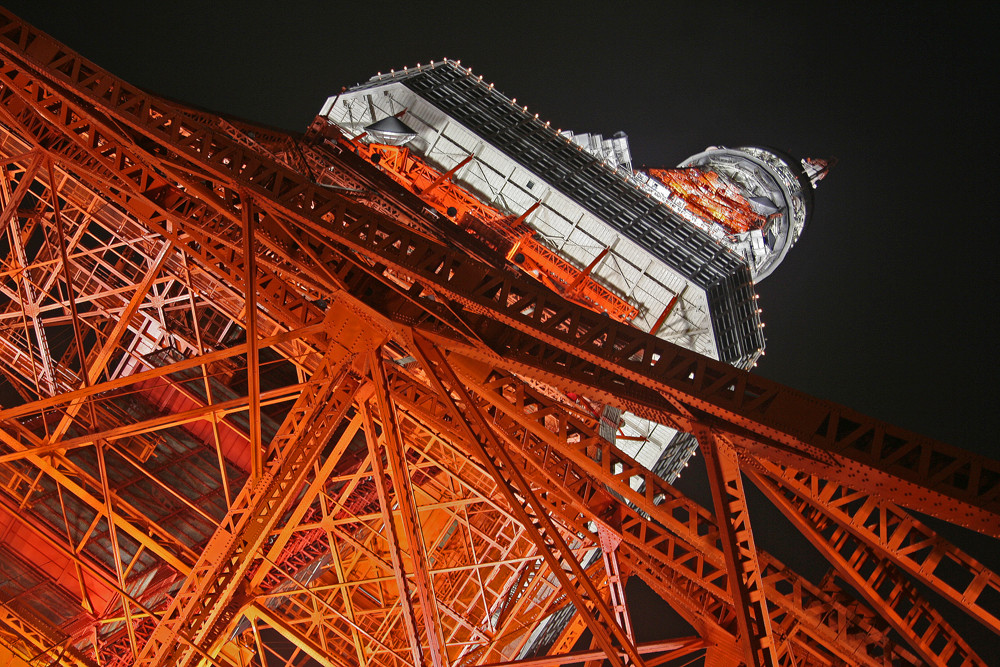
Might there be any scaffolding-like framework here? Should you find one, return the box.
[0,9,997,667]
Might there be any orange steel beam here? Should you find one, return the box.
[696,428,777,667]
[95,440,141,658]
[244,376,508,664]
[509,200,541,227]
[45,241,174,443]
[260,538,415,667]
[286,527,451,666]
[135,346,365,667]
[362,398,433,667]
[0,56,339,667]
[396,362,884,655]
[242,194,264,482]
[650,284,686,336]
[0,493,220,667]
[420,153,475,196]
[324,519,371,664]
[403,363,911,666]
[356,415,520,648]
[595,522,636,652]
[390,409,608,664]
[0,10,995,666]
[546,615,591,664]
[0,600,98,667]
[391,429,567,659]
[564,246,610,297]
[387,409,577,663]
[750,470,986,667]
[369,348,449,667]
[0,482,170,609]
[405,293,997,534]
[249,412,365,590]
[0,97,329,366]
[245,603,353,667]
[411,335,648,667]
[47,157,91,404]
[757,460,1000,634]
[508,442,891,665]
[384,369,738,661]
[0,423,199,574]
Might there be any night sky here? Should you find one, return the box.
[4,0,998,658]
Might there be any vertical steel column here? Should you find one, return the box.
[242,193,263,482]
[696,427,777,667]
[362,400,430,667]
[411,336,646,667]
[596,521,635,654]
[369,347,449,667]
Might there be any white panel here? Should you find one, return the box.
[323,76,726,453]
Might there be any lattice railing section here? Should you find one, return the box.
[755,462,1000,635]
[750,470,987,667]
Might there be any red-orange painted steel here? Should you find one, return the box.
[0,8,996,667]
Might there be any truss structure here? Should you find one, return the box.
[0,9,997,667]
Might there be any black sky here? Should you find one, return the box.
[4,0,998,657]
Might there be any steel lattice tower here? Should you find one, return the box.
[0,9,997,667]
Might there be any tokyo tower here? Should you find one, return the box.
[0,8,996,667]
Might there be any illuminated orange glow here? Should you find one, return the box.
[0,12,994,667]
